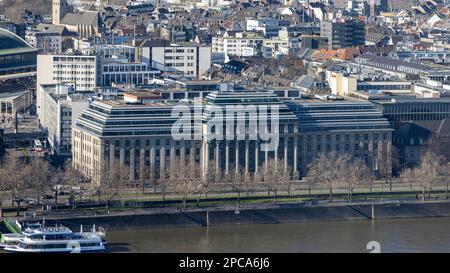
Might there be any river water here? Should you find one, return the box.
[106,217,450,253]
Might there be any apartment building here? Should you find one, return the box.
[139,40,211,79]
[212,32,265,57]
[320,19,366,50]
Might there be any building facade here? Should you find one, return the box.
[139,40,211,79]
[73,91,393,183]
[320,19,366,50]
[38,83,89,156]
[25,31,62,54]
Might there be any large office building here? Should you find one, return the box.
[373,97,450,129]
[320,19,366,50]
[73,99,201,181]
[73,91,392,182]
[36,54,96,117]
[287,98,393,176]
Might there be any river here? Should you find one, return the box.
[106,217,450,253]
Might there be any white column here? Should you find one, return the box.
[293,136,298,176]
[109,142,115,168]
[215,142,220,173]
[225,141,229,174]
[130,140,135,181]
[190,143,195,163]
[140,144,145,180]
[119,141,125,167]
[180,141,186,162]
[235,141,239,173]
[245,140,249,174]
[255,141,259,173]
[160,146,166,178]
[150,146,156,179]
[264,149,269,171]
[284,138,288,172]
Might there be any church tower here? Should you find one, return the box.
[52,0,70,25]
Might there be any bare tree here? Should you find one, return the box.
[98,162,130,211]
[376,141,396,191]
[406,151,442,201]
[0,159,8,218]
[231,168,245,210]
[400,167,417,192]
[29,157,52,206]
[263,158,287,204]
[343,160,368,203]
[51,167,65,207]
[307,152,350,202]
[170,159,201,209]
[139,165,152,194]
[243,172,254,197]
[1,155,29,216]
[442,162,450,199]
[201,161,217,199]
[61,161,84,208]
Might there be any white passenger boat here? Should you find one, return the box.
[4,224,106,253]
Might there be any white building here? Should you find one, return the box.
[36,54,96,116]
[25,31,62,54]
[37,83,89,156]
[139,40,211,79]
[212,32,264,57]
[99,56,160,86]
[80,44,160,86]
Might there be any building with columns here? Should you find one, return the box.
[286,99,393,177]
[201,91,300,176]
[72,91,393,183]
[72,99,202,182]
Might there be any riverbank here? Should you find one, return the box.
[37,200,450,231]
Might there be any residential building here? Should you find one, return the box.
[212,32,265,57]
[139,40,211,79]
[320,19,366,49]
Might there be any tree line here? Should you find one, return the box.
[0,149,449,216]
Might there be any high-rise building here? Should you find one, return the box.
[320,19,366,50]
[36,54,97,118]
